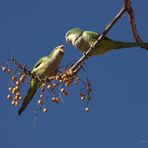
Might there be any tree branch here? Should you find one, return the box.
[124,0,148,50]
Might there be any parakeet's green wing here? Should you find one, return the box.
[82,31,113,44]
[33,57,44,69]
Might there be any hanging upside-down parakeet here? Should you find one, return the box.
[65,28,148,56]
[18,45,64,115]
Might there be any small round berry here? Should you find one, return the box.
[60,88,65,93]
[38,99,43,105]
[15,101,19,106]
[47,84,52,89]
[2,67,6,72]
[16,81,20,86]
[7,69,11,74]
[11,76,17,81]
[7,95,11,99]
[11,100,15,105]
[85,107,90,112]
[43,107,48,112]
[81,96,85,101]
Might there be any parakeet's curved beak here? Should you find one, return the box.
[59,45,64,54]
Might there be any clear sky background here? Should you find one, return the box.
[0,0,148,148]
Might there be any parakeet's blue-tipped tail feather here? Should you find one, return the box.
[18,79,37,116]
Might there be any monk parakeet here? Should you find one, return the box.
[18,45,64,115]
[65,28,148,55]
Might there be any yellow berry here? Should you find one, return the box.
[11,76,17,81]
[60,88,65,93]
[15,101,19,106]
[55,98,60,103]
[81,96,85,101]
[16,81,20,86]
[7,69,11,74]
[38,99,43,105]
[9,87,13,92]
[14,86,20,91]
[40,94,43,99]
[2,67,6,72]
[16,92,20,97]
[65,81,70,87]
[52,83,56,87]
[20,77,24,83]
[12,88,17,94]
[52,97,60,103]
[59,79,63,83]
[55,75,61,80]
[85,107,90,112]
[21,74,26,79]
[41,83,46,88]
[19,96,22,100]
[47,84,52,89]
[62,73,67,79]
[43,107,48,112]
[11,100,15,105]
[7,95,11,99]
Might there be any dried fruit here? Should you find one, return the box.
[11,76,17,81]
[7,69,11,74]
[81,95,85,101]
[65,81,71,87]
[38,99,43,105]
[85,107,90,112]
[16,81,20,86]
[40,94,43,99]
[52,97,60,103]
[43,107,48,112]
[60,88,65,93]
[11,100,15,105]
[55,75,61,80]
[2,67,6,72]
[62,73,67,79]
[20,77,25,83]
[15,101,19,106]
[52,83,56,87]
[7,95,11,99]
[47,84,52,89]
[9,87,13,92]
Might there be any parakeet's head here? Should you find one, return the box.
[50,45,64,60]
[65,28,83,43]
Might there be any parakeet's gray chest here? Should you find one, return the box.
[74,36,90,52]
[33,57,59,78]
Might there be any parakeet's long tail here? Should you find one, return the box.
[113,41,148,49]
[18,79,38,116]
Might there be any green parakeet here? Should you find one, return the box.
[18,45,64,115]
[65,28,148,55]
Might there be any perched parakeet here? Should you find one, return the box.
[65,28,148,56]
[18,45,64,115]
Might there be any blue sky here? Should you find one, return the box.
[0,0,148,148]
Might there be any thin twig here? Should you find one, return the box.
[124,0,148,50]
